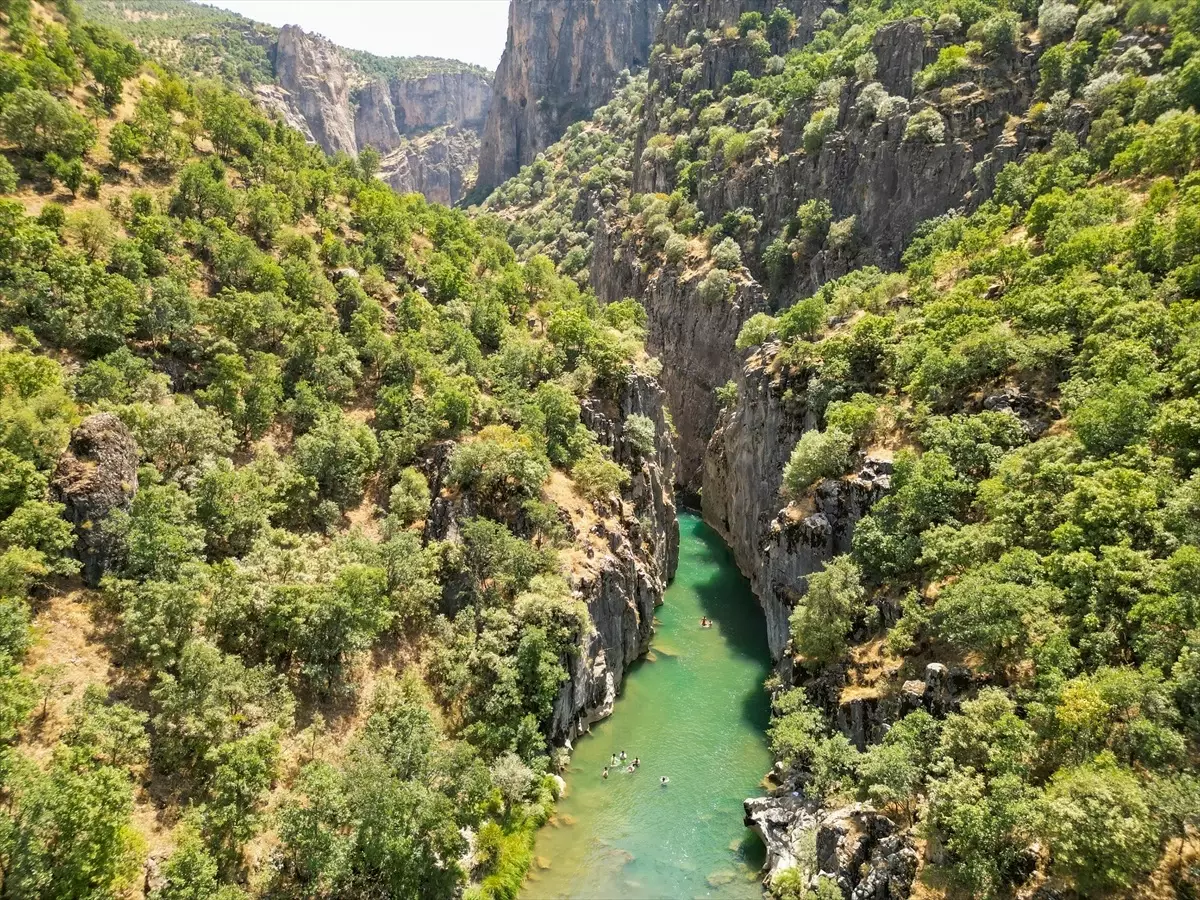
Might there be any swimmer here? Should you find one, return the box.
[633,756,640,768]
[611,754,618,767]
[626,764,635,774]
[602,767,608,780]
[660,776,670,786]
[619,750,627,762]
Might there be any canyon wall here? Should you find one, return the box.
[270,24,492,204]
[476,0,664,193]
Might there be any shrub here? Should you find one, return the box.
[664,232,688,264]
[803,106,838,154]
[1038,1,1078,44]
[782,428,853,498]
[388,467,430,527]
[697,268,732,303]
[623,414,657,457]
[904,107,947,143]
[789,556,865,664]
[972,12,1021,56]
[571,445,629,501]
[737,11,764,36]
[710,236,742,270]
[736,312,778,351]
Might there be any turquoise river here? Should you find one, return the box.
[523,513,774,899]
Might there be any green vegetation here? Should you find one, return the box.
[0,2,656,896]
[739,0,1200,886]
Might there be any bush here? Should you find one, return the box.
[782,428,853,498]
[803,106,838,154]
[388,467,430,527]
[571,445,629,501]
[623,414,657,457]
[904,107,947,143]
[710,236,742,270]
[697,268,732,303]
[736,312,778,351]
[972,12,1021,56]
[664,232,688,264]
[789,556,865,664]
[1038,1,1078,44]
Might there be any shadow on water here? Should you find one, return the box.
[687,518,773,735]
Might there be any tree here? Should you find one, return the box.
[1043,757,1158,894]
[387,467,430,528]
[107,121,143,169]
[150,817,222,900]
[782,428,853,498]
[293,413,380,511]
[3,754,142,898]
[789,556,865,664]
[571,443,629,501]
[0,87,96,158]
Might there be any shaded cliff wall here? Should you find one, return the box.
[477,0,663,193]
[701,346,887,660]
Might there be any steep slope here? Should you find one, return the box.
[475,0,663,194]
[0,2,676,897]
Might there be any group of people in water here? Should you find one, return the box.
[601,752,669,784]
[699,617,713,628]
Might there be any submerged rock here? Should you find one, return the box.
[51,413,139,587]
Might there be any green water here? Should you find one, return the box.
[523,513,773,900]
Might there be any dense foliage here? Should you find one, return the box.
[0,2,656,896]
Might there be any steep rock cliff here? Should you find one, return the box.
[593,220,768,490]
[274,24,359,156]
[702,345,888,659]
[378,126,481,206]
[477,0,663,193]
[551,372,680,741]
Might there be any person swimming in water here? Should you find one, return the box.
[660,776,670,785]
[633,756,640,768]
[700,617,712,628]
[619,750,627,762]
[602,767,608,780]
[611,753,618,767]
[626,764,635,774]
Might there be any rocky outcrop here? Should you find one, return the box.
[701,345,889,659]
[51,414,139,587]
[552,372,679,741]
[378,126,481,207]
[274,24,359,157]
[477,0,663,192]
[745,797,918,899]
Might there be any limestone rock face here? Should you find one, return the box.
[274,24,358,156]
[51,414,139,587]
[391,72,491,133]
[552,372,679,741]
[476,0,663,192]
[421,373,676,744]
[592,221,768,491]
[701,344,888,659]
[378,126,481,207]
[267,25,492,203]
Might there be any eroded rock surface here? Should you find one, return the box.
[51,413,139,587]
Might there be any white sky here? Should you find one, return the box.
[201,0,511,70]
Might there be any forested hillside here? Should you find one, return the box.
[484,0,1200,896]
[0,1,674,897]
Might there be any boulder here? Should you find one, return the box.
[51,413,138,587]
